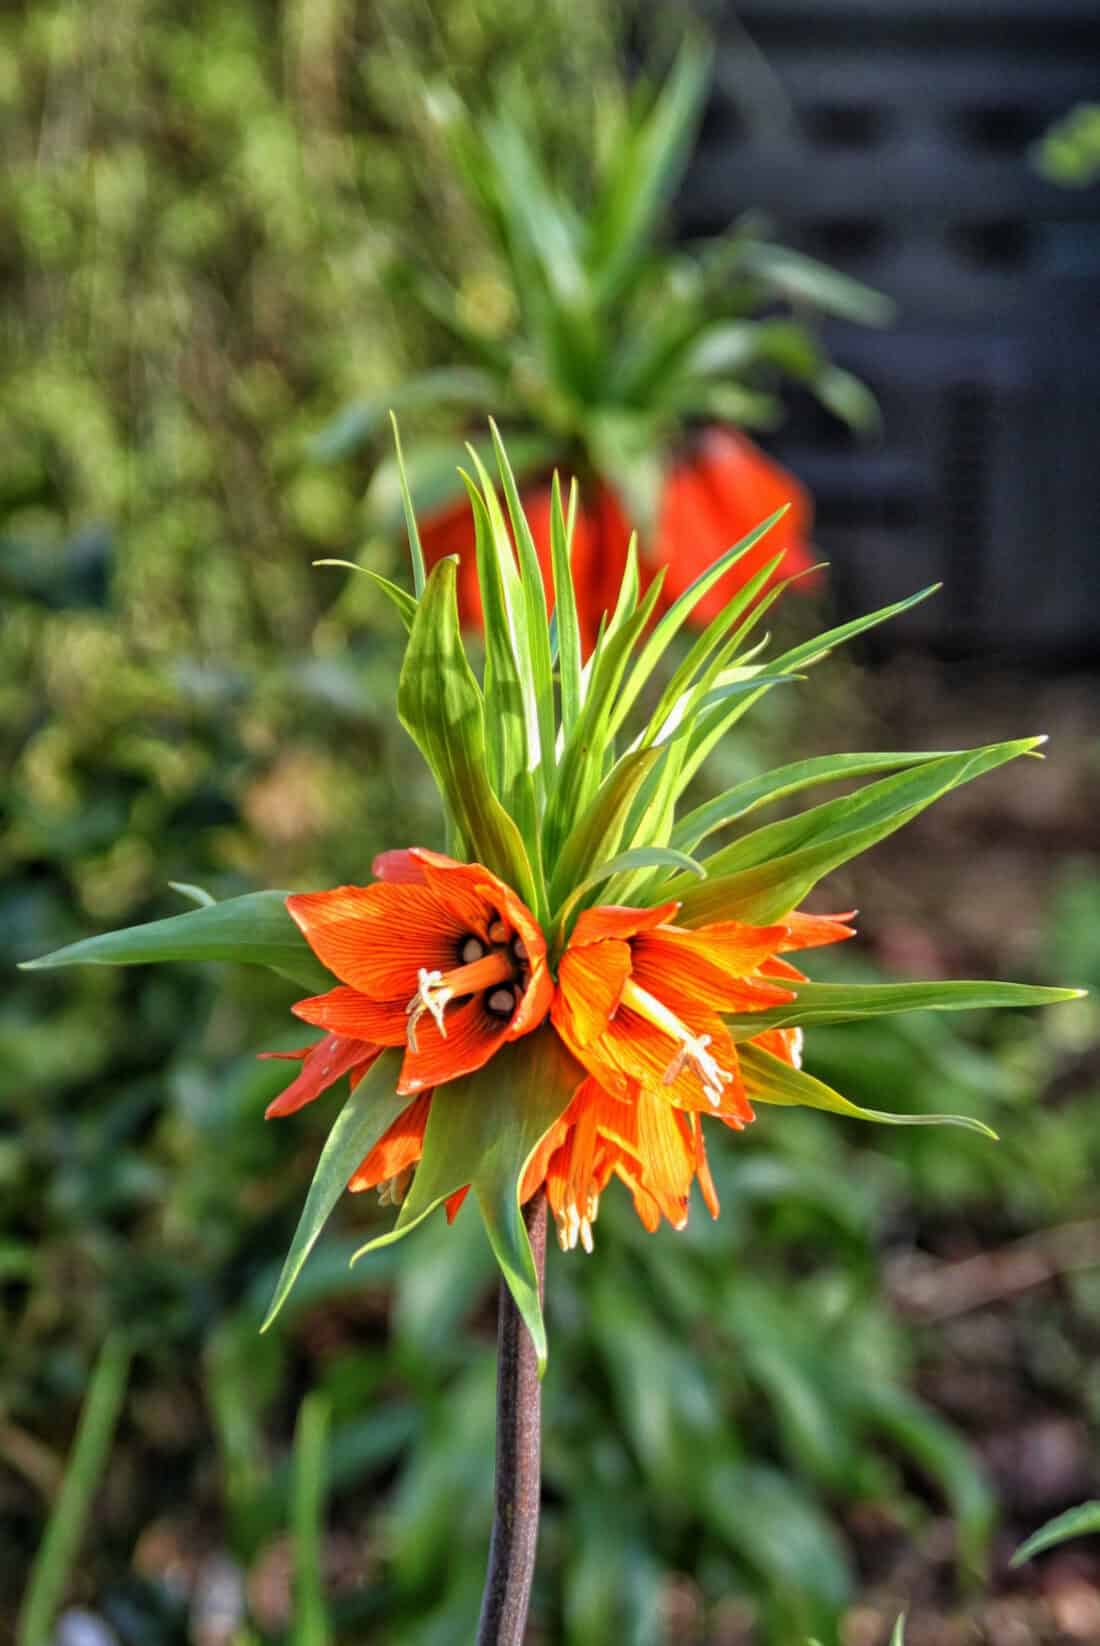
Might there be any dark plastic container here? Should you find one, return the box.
[679,0,1100,661]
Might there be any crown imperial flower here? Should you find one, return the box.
[24,423,1082,1368]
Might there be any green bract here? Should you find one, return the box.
[23,427,1084,1364]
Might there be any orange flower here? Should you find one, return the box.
[416,424,815,653]
[536,901,853,1248]
[267,870,854,1250]
[283,848,553,1096]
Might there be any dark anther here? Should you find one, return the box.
[486,985,517,1018]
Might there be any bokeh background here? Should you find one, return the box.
[3,3,1099,1644]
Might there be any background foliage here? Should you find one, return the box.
[3,3,1099,1644]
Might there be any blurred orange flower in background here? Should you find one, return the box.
[418,426,818,652]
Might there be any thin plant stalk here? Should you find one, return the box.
[17,1333,131,1646]
[477,1192,547,1645]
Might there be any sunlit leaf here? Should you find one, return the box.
[728,981,1082,1043]
[19,891,333,993]
[740,1044,998,1138]
[670,739,1044,924]
[261,1052,409,1332]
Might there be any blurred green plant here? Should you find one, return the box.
[1032,104,1100,188]
[317,34,890,640]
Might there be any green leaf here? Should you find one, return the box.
[549,472,583,737]
[739,1044,998,1138]
[813,365,881,435]
[168,880,216,907]
[1011,1502,1100,1567]
[862,1385,995,1574]
[701,1462,852,1631]
[16,1333,132,1646]
[390,412,427,598]
[549,747,662,910]
[543,568,664,872]
[19,891,333,993]
[460,468,539,842]
[642,552,787,751]
[397,557,539,912]
[770,585,941,675]
[261,1052,410,1332]
[490,419,556,780]
[728,980,1083,1043]
[738,240,895,327]
[672,750,962,853]
[291,1393,333,1646]
[353,1029,583,1372]
[669,739,1044,924]
[308,369,499,462]
[890,1618,907,1646]
[587,35,712,306]
[611,507,788,740]
[314,560,417,631]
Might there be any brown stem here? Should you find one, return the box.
[477,1191,547,1646]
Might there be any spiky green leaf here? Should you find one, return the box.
[739,1045,997,1138]
[726,980,1084,1042]
[397,557,539,912]
[19,891,333,993]
[262,1052,410,1331]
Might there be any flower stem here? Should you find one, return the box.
[477,1191,546,1646]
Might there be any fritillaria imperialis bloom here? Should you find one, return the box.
[25,425,1082,1363]
[265,847,855,1252]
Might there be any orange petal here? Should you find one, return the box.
[348,1093,431,1191]
[397,995,509,1095]
[631,922,793,1011]
[691,1114,720,1219]
[372,849,428,884]
[262,1033,379,1119]
[761,954,808,983]
[634,1087,695,1226]
[553,938,632,1047]
[779,910,858,951]
[568,901,680,947]
[445,1187,470,1223]
[291,986,407,1044]
[410,851,549,975]
[286,884,470,998]
[751,1026,803,1067]
[593,1004,753,1122]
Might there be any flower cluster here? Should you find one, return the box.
[265,848,854,1252]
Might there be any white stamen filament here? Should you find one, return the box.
[622,978,734,1109]
[405,967,451,1051]
[790,1027,804,1069]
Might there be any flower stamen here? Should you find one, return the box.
[404,949,516,1048]
[553,1191,600,1253]
[621,978,734,1108]
[406,968,450,1051]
